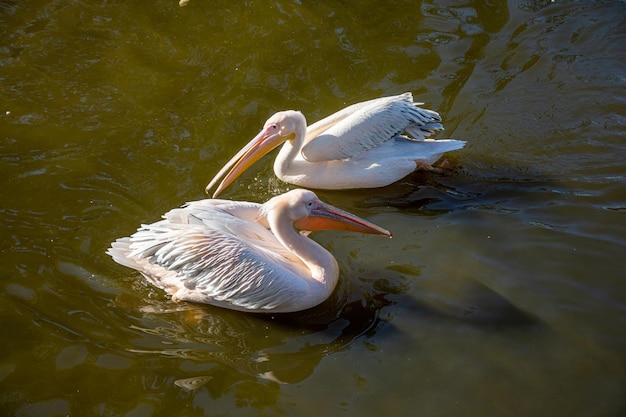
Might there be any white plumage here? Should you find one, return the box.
[206,92,466,197]
[107,189,390,313]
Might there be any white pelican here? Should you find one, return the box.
[107,189,391,313]
[206,92,465,197]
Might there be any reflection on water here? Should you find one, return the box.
[1,0,626,416]
[174,375,212,391]
[114,288,393,385]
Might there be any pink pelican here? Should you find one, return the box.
[206,92,465,197]
[107,189,391,313]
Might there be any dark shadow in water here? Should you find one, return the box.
[312,165,475,216]
[362,169,473,211]
[313,166,547,331]
[389,279,537,328]
[317,159,566,216]
[117,288,393,384]
[116,262,536,389]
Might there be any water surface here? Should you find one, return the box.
[1,1,625,416]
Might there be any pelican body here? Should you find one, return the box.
[107,189,390,313]
[206,92,465,197]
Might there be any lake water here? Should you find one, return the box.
[1,1,625,416]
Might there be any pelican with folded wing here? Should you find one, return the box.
[206,92,465,197]
[107,189,391,313]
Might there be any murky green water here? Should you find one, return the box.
[2,0,625,416]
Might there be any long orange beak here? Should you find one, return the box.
[295,200,392,237]
[205,125,289,198]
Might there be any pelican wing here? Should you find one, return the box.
[108,202,309,312]
[171,199,270,230]
[301,92,443,162]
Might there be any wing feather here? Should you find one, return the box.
[107,201,309,312]
[301,92,443,162]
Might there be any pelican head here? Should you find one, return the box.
[262,189,391,237]
[206,111,307,198]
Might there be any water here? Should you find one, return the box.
[1,0,625,416]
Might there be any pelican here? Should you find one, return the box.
[206,92,465,197]
[107,189,391,313]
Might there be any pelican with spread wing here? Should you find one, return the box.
[206,92,465,197]
[107,189,390,313]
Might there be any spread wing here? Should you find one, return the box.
[301,92,443,162]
